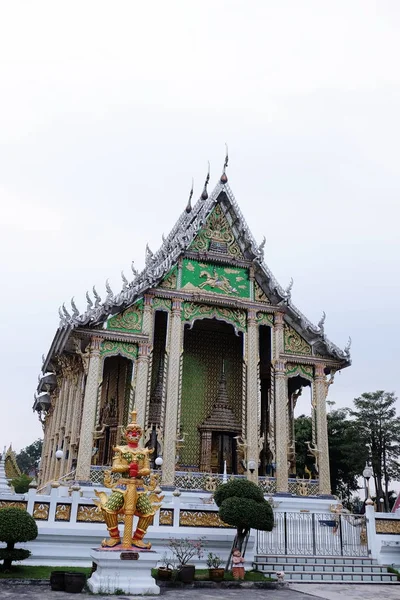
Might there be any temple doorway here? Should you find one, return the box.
[180,318,243,472]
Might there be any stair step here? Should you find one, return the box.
[254,563,387,573]
[255,555,375,565]
[259,570,398,583]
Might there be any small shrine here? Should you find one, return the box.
[34,157,351,496]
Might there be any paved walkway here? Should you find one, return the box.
[0,582,313,599]
[0,583,399,599]
[290,583,400,600]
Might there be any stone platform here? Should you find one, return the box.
[87,547,160,595]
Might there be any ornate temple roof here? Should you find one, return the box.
[40,165,351,377]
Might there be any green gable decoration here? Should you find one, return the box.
[107,300,143,334]
[181,259,250,299]
[159,266,177,290]
[257,312,274,327]
[181,302,247,332]
[284,324,312,356]
[189,204,243,258]
[100,340,138,360]
[152,297,172,312]
[285,363,314,379]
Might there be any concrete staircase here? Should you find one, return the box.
[253,555,398,583]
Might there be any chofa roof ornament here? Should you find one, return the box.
[201,162,210,200]
[220,144,229,184]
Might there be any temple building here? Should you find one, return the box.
[34,163,351,495]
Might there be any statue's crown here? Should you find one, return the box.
[125,409,142,435]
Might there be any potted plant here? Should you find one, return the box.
[168,537,205,583]
[64,572,87,593]
[206,553,224,581]
[157,553,176,581]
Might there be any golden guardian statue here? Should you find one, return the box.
[94,410,163,549]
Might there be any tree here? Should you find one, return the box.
[8,474,33,494]
[214,479,274,553]
[16,439,43,476]
[295,409,368,504]
[0,508,38,571]
[327,408,368,503]
[350,391,400,512]
[294,415,313,476]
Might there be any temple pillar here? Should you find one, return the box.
[162,298,183,486]
[75,336,103,481]
[47,377,66,482]
[134,295,154,430]
[275,361,288,492]
[274,311,288,492]
[135,342,151,431]
[246,308,259,483]
[315,363,331,494]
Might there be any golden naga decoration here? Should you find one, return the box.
[93,410,164,549]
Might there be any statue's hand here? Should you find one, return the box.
[129,462,139,477]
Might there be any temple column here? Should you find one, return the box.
[48,377,66,481]
[42,397,56,483]
[274,312,288,492]
[162,298,184,486]
[128,360,136,415]
[75,336,103,481]
[135,342,151,431]
[246,308,260,483]
[134,295,154,430]
[65,370,81,473]
[315,363,331,494]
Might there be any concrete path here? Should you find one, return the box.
[1,582,399,599]
[289,583,400,600]
[0,582,315,599]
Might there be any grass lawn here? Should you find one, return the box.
[0,566,91,579]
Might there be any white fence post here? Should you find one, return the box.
[365,504,379,560]
[26,487,37,515]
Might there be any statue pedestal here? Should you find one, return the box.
[87,548,160,595]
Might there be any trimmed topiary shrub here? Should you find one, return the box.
[0,507,38,571]
[214,479,274,551]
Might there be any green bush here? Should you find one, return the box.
[214,478,264,506]
[0,508,38,571]
[214,479,274,553]
[0,549,31,563]
[219,496,274,532]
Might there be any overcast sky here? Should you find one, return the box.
[1,1,399,455]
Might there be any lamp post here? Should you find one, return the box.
[247,459,257,475]
[362,463,373,505]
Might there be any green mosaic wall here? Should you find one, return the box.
[180,322,243,467]
[181,259,250,298]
